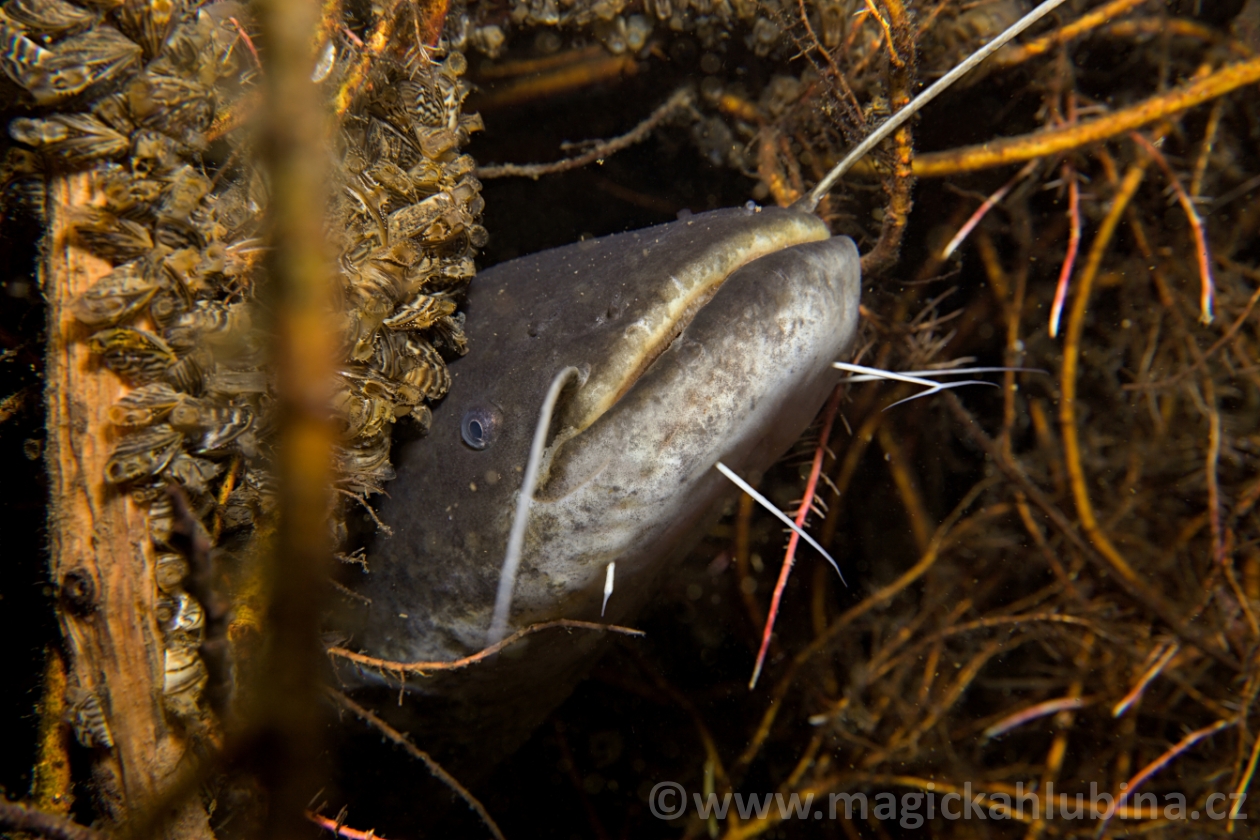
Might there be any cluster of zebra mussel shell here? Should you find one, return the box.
[5,0,258,727]
[328,47,484,503]
[4,0,484,723]
[453,0,761,61]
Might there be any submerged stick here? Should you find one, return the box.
[477,87,695,180]
[44,175,214,836]
[252,0,339,826]
[0,800,102,840]
[330,618,644,676]
[913,56,1260,177]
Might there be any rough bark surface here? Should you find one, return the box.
[43,171,213,839]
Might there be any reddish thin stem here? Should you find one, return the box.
[1049,163,1081,338]
[1096,719,1233,837]
[340,25,365,47]
[307,812,388,840]
[1129,131,1215,323]
[228,17,263,72]
[1207,406,1224,569]
[941,160,1036,259]
[328,618,644,676]
[749,385,844,689]
[982,696,1088,740]
[1112,641,1178,718]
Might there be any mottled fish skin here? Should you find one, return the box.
[335,205,861,774]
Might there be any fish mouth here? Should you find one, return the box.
[556,207,830,434]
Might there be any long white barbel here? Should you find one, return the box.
[487,366,582,645]
[836,365,1044,382]
[715,461,846,586]
[834,362,1045,410]
[798,0,1072,213]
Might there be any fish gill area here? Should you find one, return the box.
[1,0,1260,838]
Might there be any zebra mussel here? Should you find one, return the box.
[9,0,484,727]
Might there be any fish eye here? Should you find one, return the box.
[460,405,500,450]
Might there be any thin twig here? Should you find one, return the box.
[1129,131,1215,322]
[307,810,386,840]
[1096,719,1234,838]
[862,0,903,67]
[332,0,409,116]
[1059,161,1151,609]
[0,801,102,840]
[732,492,767,640]
[337,488,393,537]
[913,57,1260,177]
[749,385,844,689]
[1231,729,1260,824]
[1112,642,1179,718]
[1122,267,1260,391]
[940,160,1036,259]
[734,479,996,774]
[328,618,644,675]
[0,384,33,423]
[327,689,506,840]
[1049,162,1081,337]
[227,17,263,72]
[982,697,1089,741]
[476,88,694,180]
[992,0,1151,68]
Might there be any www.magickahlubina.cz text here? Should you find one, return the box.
[647,781,1248,827]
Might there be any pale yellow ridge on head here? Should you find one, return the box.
[562,210,830,433]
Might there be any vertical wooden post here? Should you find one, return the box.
[252,0,337,828]
[43,171,213,839]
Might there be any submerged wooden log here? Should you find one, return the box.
[43,171,213,839]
